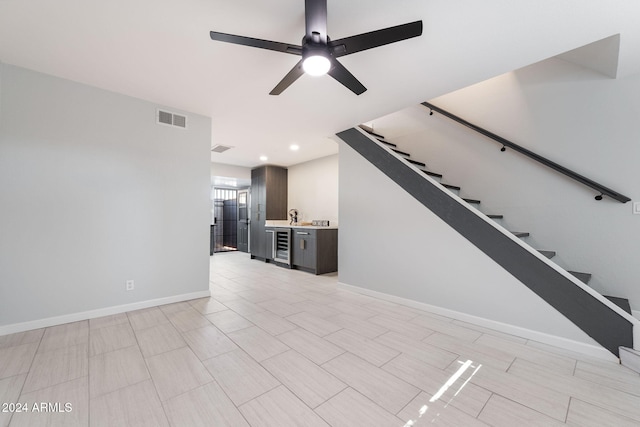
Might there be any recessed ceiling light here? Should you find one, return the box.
[259,155,268,162]
[290,144,299,151]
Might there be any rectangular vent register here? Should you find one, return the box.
[156,109,187,129]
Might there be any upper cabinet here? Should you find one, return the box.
[250,166,288,260]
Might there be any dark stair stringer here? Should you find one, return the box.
[338,127,634,357]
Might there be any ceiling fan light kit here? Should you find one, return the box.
[302,56,330,76]
[302,46,331,76]
[209,0,422,95]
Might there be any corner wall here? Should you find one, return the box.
[0,64,211,331]
[288,154,339,225]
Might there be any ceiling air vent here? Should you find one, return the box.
[156,109,187,129]
[211,144,233,153]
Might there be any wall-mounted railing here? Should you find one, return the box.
[422,102,631,203]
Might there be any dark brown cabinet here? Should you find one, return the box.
[250,166,287,260]
[292,228,338,275]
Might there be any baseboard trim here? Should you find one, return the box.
[0,290,211,336]
[337,281,618,362]
[619,347,640,374]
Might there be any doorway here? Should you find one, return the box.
[237,189,249,253]
[212,188,238,253]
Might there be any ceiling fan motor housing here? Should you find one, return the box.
[302,40,330,57]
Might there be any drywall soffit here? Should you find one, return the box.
[556,34,620,78]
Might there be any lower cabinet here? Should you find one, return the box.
[292,228,338,275]
[293,230,316,270]
[265,229,274,260]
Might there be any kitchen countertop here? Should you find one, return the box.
[264,221,338,230]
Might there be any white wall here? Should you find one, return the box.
[210,162,251,185]
[287,154,339,225]
[0,64,211,330]
[338,139,606,355]
[367,57,640,315]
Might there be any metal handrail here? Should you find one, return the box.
[422,102,631,203]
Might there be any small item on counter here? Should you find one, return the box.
[312,220,330,227]
[289,209,298,225]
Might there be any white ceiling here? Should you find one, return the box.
[2,0,640,168]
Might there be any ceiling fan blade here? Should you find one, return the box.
[269,59,305,95]
[329,20,423,58]
[327,58,367,95]
[305,0,328,43]
[210,31,302,55]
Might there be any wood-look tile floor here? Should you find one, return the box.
[1,252,640,426]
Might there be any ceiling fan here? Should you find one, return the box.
[209,0,423,95]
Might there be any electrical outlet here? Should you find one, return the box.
[126,280,135,291]
[634,202,640,215]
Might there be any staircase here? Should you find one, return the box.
[362,124,633,316]
[340,124,638,365]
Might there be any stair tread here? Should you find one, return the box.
[463,198,481,204]
[378,139,397,148]
[407,158,426,167]
[511,231,530,238]
[603,295,632,315]
[538,250,556,259]
[422,170,443,179]
[358,125,386,140]
[569,271,592,284]
[442,183,461,191]
[392,148,411,157]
